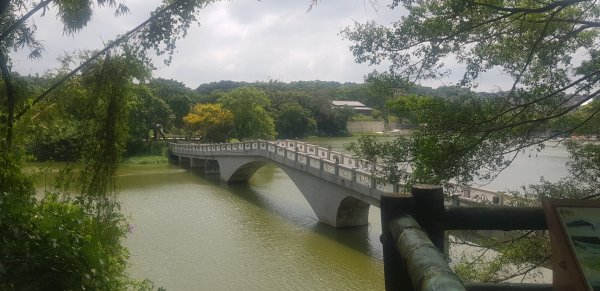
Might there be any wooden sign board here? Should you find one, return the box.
[543,199,600,291]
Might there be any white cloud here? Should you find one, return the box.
[9,0,509,91]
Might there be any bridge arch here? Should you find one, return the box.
[221,160,268,183]
[169,141,386,228]
[213,156,370,228]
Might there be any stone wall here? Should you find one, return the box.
[346,121,385,133]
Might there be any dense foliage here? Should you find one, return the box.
[128,85,175,143]
[0,0,221,289]
[276,102,316,139]
[0,53,150,290]
[189,81,384,140]
[340,0,600,283]
[341,0,600,187]
[146,78,197,129]
[218,87,277,140]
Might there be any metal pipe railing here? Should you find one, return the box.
[389,215,465,291]
[381,185,552,291]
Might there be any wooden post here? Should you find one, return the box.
[381,192,415,291]
[412,185,446,252]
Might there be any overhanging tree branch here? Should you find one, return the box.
[14,0,188,121]
[489,255,551,283]
[489,104,600,157]
[0,0,53,43]
[482,89,599,134]
[510,7,564,93]
[550,18,600,27]
[473,0,587,14]
[475,68,600,127]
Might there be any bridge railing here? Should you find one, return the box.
[381,185,551,291]
[169,140,385,197]
[168,140,515,205]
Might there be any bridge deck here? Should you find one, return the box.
[169,140,508,207]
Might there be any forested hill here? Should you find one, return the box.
[194,80,495,102]
[195,80,369,102]
[17,73,503,162]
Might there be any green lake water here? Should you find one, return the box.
[33,136,571,290]
[118,162,384,290]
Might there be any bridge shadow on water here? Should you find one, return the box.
[184,165,378,258]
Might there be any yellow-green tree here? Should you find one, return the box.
[183,103,234,142]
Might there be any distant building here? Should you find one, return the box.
[331,100,374,115]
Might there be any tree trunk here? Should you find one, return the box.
[0,51,15,149]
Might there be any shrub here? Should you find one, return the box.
[0,154,137,290]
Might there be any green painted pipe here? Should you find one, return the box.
[389,215,466,291]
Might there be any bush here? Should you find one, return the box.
[0,154,139,290]
[0,192,135,290]
[27,137,80,162]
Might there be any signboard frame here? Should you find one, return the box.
[543,199,600,291]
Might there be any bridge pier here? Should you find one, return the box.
[168,150,179,163]
[281,165,370,228]
[178,156,191,167]
[190,158,205,169]
[174,156,221,175]
[205,160,220,175]
[168,141,382,228]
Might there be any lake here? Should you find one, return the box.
[48,137,574,289]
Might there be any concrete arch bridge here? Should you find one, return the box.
[168,140,504,228]
[169,140,399,228]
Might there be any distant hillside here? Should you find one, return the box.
[194,80,498,101]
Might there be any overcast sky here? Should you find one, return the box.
[11,0,512,91]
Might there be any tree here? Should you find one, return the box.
[341,0,600,283]
[276,102,316,139]
[278,90,352,137]
[550,99,600,138]
[147,78,198,129]
[19,72,86,161]
[195,80,249,94]
[0,0,130,150]
[183,103,234,142]
[2,0,218,150]
[128,84,174,142]
[342,0,600,138]
[386,94,434,126]
[1,51,150,290]
[218,87,276,140]
[341,0,600,185]
[1,0,219,288]
[364,70,406,130]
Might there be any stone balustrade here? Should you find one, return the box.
[169,139,508,207]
